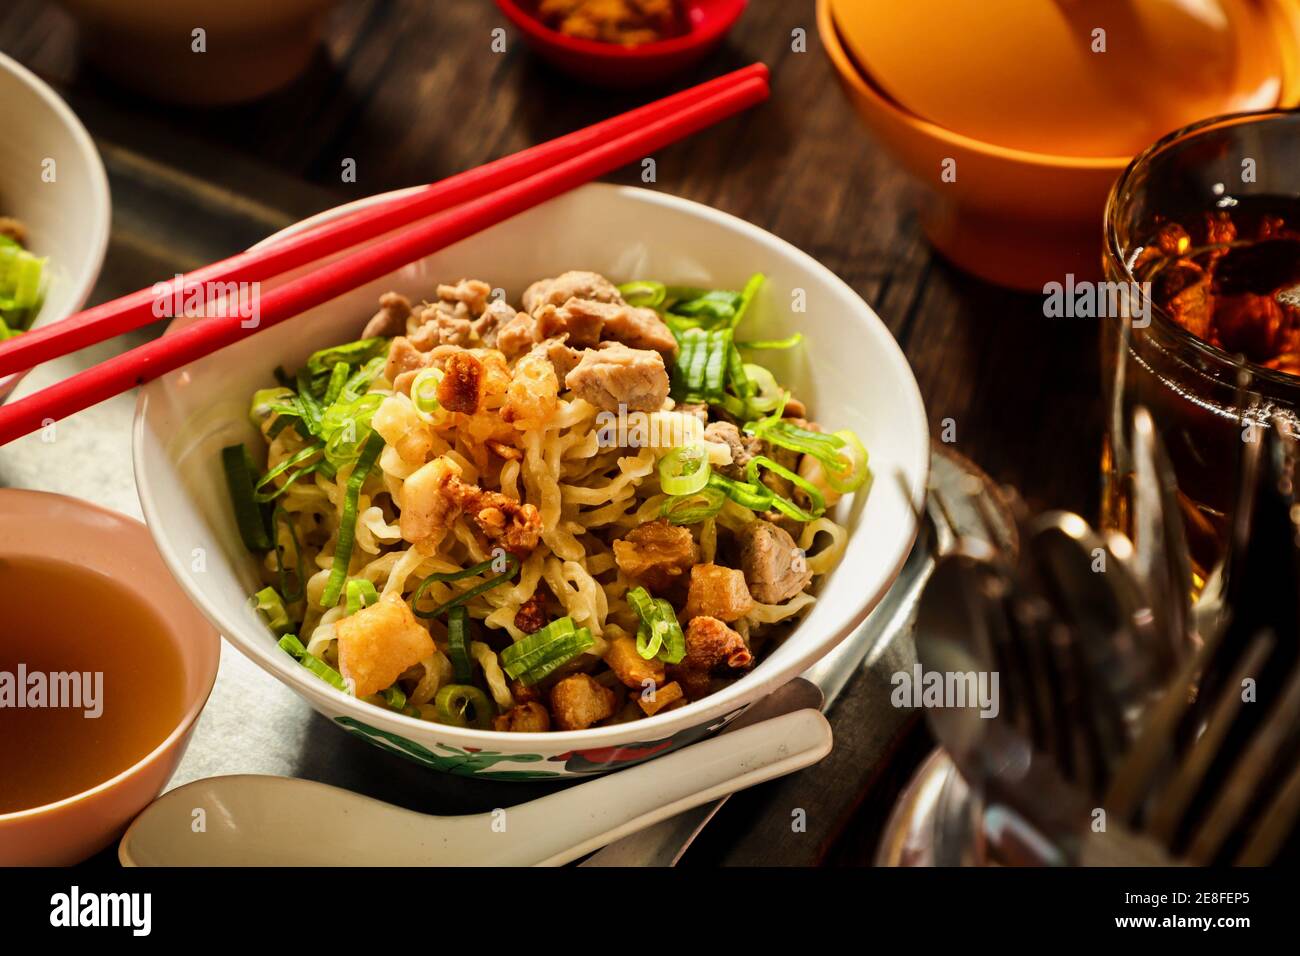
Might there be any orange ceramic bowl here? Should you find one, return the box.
[0,490,220,865]
[818,0,1135,290]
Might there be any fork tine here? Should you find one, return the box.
[1235,743,1300,865]
[1104,621,1227,822]
[1186,648,1300,864]
[1145,632,1274,844]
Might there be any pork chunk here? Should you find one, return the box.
[550,674,617,730]
[604,635,666,689]
[384,336,432,384]
[362,291,412,338]
[335,596,434,698]
[522,270,621,314]
[437,350,485,414]
[682,615,753,672]
[408,301,474,349]
[399,457,463,548]
[564,342,669,412]
[514,590,550,635]
[738,519,813,604]
[682,563,755,622]
[493,701,551,733]
[612,519,698,594]
[544,337,584,379]
[496,312,538,358]
[455,484,543,557]
[598,300,678,357]
[638,680,686,717]
[535,297,605,348]
[436,278,492,316]
[704,421,759,481]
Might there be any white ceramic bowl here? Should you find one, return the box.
[133,183,929,779]
[0,51,111,400]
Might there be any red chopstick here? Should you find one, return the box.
[0,74,768,445]
[0,62,769,381]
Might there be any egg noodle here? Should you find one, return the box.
[226,271,866,732]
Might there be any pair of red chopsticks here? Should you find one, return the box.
[0,63,769,445]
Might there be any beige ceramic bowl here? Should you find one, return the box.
[0,489,220,865]
[0,51,111,401]
[57,0,338,105]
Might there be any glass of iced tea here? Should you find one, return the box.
[1102,110,1300,592]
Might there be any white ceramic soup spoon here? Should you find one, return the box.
[118,707,831,866]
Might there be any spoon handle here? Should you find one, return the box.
[488,708,832,866]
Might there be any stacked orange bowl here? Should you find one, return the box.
[818,0,1300,290]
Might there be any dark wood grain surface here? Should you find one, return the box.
[0,0,1106,865]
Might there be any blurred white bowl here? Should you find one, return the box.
[0,51,110,401]
[133,183,929,779]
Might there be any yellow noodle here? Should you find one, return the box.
[470,641,514,711]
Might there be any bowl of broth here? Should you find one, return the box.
[0,489,219,865]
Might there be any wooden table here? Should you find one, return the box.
[0,0,1105,865]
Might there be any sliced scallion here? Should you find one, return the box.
[344,577,379,616]
[221,443,272,551]
[660,485,727,525]
[625,586,686,664]
[409,553,521,619]
[617,280,666,310]
[410,366,444,418]
[252,586,292,635]
[499,617,595,686]
[319,431,386,608]
[279,633,349,692]
[434,684,495,728]
[446,605,473,684]
[658,444,711,496]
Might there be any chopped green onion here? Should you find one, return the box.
[748,418,842,456]
[618,280,666,310]
[730,273,765,329]
[410,553,521,619]
[708,471,775,511]
[272,506,306,603]
[660,485,728,525]
[825,429,871,494]
[321,392,384,468]
[746,455,826,518]
[741,363,783,414]
[221,443,272,550]
[342,354,387,398]
[0,242,46,330]
[382,684,408,711]
[345,577,379,616]
[251,586,292,635]
[319,431,386,608]
[410,366,444,417]
[626,586,686,664]
[305,337,389,382]
[749,421,870,496]
[670,289,742,325]
[279,633,349,692]
[727,346,754,399]
[323,361,351,405]
[254,441,323,502]
[737,332,803,350]
[446,605,473,684]
[671,327,732,403]
[658,444,711,496]
[500,617,595,685]
[249,387,295,428]
[434,684,496,728]
[295,369,326,436]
